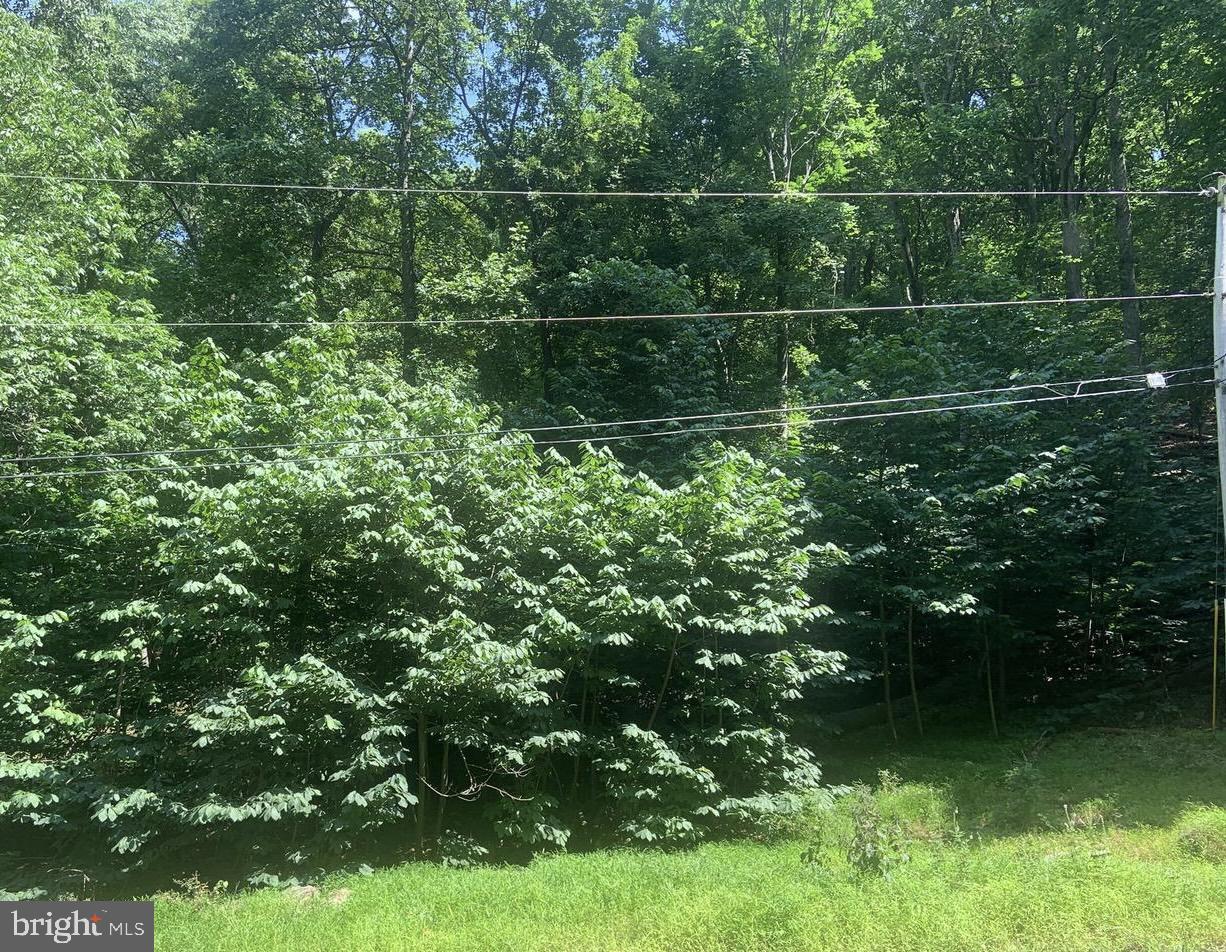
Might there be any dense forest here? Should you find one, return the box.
[1,0,1224,893]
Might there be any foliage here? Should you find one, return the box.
[800,770,962,877]
[838,783,911,877]
[2,0,1225,893]
[0,316,848,884]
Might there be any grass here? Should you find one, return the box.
[153,721,1226,952]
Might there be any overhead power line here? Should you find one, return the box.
[0,172,1204,199]
[0,375,1208,482]
[1,292,1209,330]
[2,366,1210,467]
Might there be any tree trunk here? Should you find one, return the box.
[880,597,897,742]
[647,630,680,733]
[1105,36,1143,364]
[416,711,429,848]
[907,605,923,739]
[775,318,790,388]
[997,635,1008,719]
[946,206,963,262]
[1056,95,1085,300]
[435,740,449,837]
[572,653,591,795]
[398,192,418,379]
[996,591,1008,719]
[1022,144,1041,228]
[889,198,924,307]
[774,237,790,387]
[286,553,312,656]
[539,313,555,403]
[524,207,555,404]
[1060,192,1084,299]
[310,215,331,316]
[860,243,876,292]
[1086,569,1096,663]
[396,49,420,381]
[984,627,999,738]
[844,247,861,297]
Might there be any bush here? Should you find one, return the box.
[0,333,852,890]
[1173,806,1226,863]
[843,785,911,877]
[801,773,958,877]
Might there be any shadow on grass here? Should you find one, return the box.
[820,713,1226,836]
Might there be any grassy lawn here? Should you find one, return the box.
[154,723,1226,952]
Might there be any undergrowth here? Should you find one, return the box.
[149,724,1226,952]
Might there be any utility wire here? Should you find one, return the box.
[2,366,1210,467]
[1,292,1209,330]
[1,378,1208,482]
[0,172,1204,199]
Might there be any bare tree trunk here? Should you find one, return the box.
[775,320,790,388]
[286,553,312,657]
[1022,144,1041,229]
[1086,569,1096,663]
[716,337,734,395]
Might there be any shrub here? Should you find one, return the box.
[843,785,911,876]
[0,333,852,890]
[1173,806,1226,863]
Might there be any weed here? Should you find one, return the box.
[876,779,960,843]
[1003,752,1042,792]
[1173,805,1226,863]
[1062,796,1118,833]
[437,832,490,869]
[149,725,1226,952]
[846,785,910,877]
[802,780,912,878]
[171,874,232,899]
